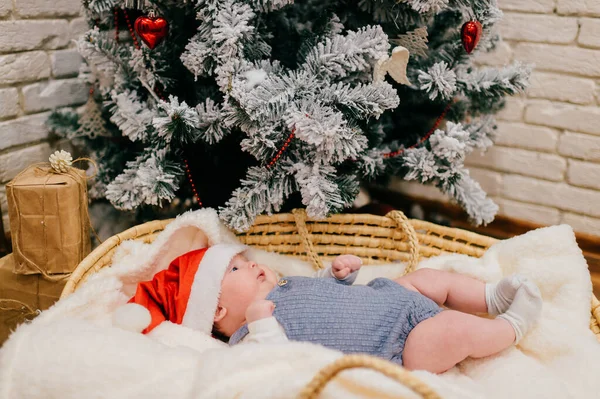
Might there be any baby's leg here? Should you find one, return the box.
[402,310,515,374]
[395,268,487,314]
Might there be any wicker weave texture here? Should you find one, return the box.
[238,211,493,267]
[61,211,493,298]
[299,354,441,399]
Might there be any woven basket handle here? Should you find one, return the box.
[297,354,440,399]
[292,209,419,274]
[292,209,325,270]
[385,210,420,275]
[591,296,600,336]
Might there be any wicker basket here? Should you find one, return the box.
[61,209,498,298]
[59,209,600,399]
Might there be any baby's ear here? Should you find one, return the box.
[214,305,227,323]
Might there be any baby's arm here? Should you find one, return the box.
[244,317,288,344]
[312,267,358,284]
[312,255,362,285]
[242,300,288,344]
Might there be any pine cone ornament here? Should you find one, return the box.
[49,150,73,173]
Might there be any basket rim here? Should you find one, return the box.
[62,212,497,299]
[61,218,173,299]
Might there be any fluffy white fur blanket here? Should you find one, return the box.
[1,209,599,399]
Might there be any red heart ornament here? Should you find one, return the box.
[461,20,482,54]
[134,15,169,50]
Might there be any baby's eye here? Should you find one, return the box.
[231,266,238,272]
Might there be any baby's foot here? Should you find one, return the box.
[485,275,528,315]
[497,280,543,344]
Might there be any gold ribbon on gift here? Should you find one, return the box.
[0,299,38,326]
[56,157,103,245]
[7,157,101,282]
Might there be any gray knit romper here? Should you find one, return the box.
[229,276,442,365]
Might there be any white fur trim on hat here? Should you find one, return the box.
[181,244,247,333]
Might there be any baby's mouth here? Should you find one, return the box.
[257,270,265,281]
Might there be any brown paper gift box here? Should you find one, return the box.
[0,254,66,345]
[6,165,91,275]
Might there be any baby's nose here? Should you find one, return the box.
[248,262,256,268]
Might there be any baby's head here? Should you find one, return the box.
[212,254,278,338]
[114,244,276,337]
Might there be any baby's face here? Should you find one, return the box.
[216,254,278,334]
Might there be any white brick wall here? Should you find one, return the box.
[0,0,85,234]
[392,1,600,238]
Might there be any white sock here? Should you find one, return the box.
[485,275,526,315]
[497,280,543,344]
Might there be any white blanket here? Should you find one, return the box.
[1,209,599,399]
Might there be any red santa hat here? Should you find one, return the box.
[112,244,247,334]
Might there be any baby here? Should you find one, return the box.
[215,252,543,373]
[120,245,542,374]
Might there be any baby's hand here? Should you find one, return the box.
[246,299,275,324]
[331,254,362,280]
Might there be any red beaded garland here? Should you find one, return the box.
[382,102,453,159]
[264,103,452,170]
[266,131,295,169]
[114,8,119,43]
[123,9,142,50]
[184,159,203,207]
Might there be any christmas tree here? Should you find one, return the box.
[49,0,530,231]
